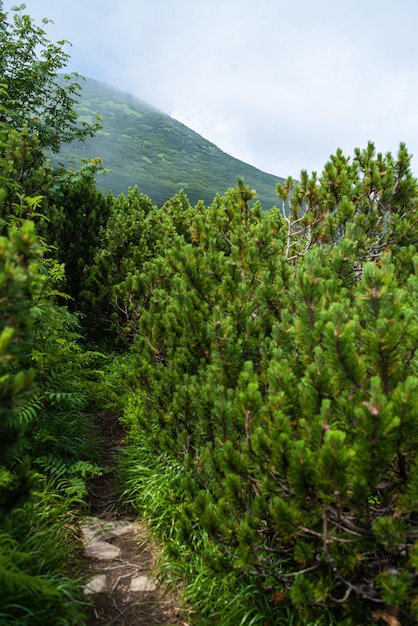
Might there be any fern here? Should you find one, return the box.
[0,547,59,598]
[35,455,68,479]
[34,454,101,502]
[70,458,101,479]
[15,396,42,427]
[46,390,87,410]
[36,455,99,480]
[0,529,86,625]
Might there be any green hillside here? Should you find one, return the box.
[54,76,284,207]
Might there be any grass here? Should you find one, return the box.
[0,471,93,625]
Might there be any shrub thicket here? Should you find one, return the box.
[117,146,418,625]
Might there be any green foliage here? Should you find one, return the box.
[117,152,418,624]
[0,470,90,626]
[35,455,100,504]
[0,219,44,513]
[119,394,185,532]
[276,142,418,264]
[82,186,194,340]
[44,157,112,305]
[0,6,114,625]
[0,6,100,153]
[119,393,283,626]
[130,181,288,458]
[0,208,100,623]
[0,4,103,282]
[0,125,51,219]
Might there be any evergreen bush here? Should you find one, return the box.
[122,152,418,624]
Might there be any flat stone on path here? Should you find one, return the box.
[85,539,121,560]
[129,575,157,592]
[81,518,141,541]
[105,520,140,537]
[80,517,144,560]
[84,574,107,595]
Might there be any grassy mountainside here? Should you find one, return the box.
[55,77,284,208]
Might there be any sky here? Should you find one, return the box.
[4,0,418,179]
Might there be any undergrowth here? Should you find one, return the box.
[0,336,105,624]
[0,466,96,625]
[118,390,303,626]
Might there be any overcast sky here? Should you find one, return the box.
[5,0,418,179]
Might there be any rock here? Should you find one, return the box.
[85,540,121,560]
[105,520,141,538]
[81,518,122,560]
[84,574,107,595]
[129,575,157,592]
[81,517,141,541]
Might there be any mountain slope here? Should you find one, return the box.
[55,77,284,208]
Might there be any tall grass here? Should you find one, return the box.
[0,466,95,626]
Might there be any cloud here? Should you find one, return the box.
[6,0,418,177]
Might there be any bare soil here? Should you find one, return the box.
[82,410,190,626]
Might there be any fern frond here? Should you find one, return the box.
[0,537,59,598]
[34,455,68,478]
[15,397,42,426]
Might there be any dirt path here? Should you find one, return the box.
[81,411,190,626]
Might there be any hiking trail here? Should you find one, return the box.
[80,410,190,626]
